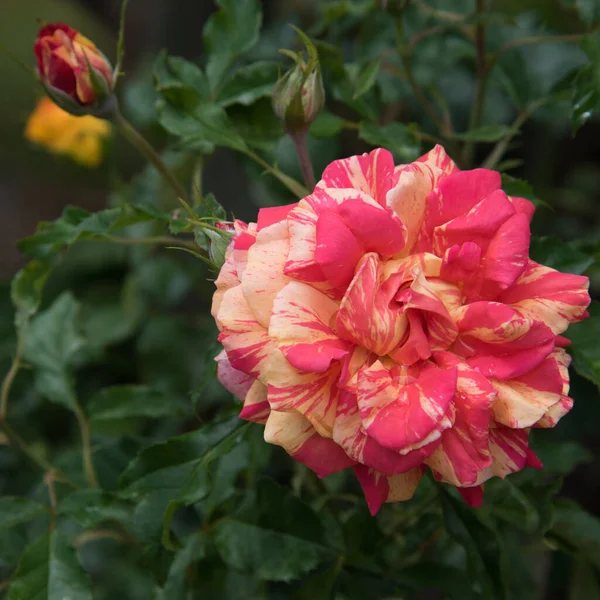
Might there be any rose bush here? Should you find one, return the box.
[212,145,590,514]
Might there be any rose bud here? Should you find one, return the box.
[34,23,115,115]
[272,31,325,134]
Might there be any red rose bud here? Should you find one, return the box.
[273,30,325,133]
[34,23,115,115]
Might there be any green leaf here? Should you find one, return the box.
[10,261,50,335]
[157,100,249,153]
[162,532,208,598]
[87,385,189,421]
[23,292,86,409]
[57,489,133,528]
[203,0,262,92]
[570,560,600,600]
[213,519,334,582]
[551,500,600,568]
[529,236,595,275]
[18,205,157,259]
[440,488,508,599]
[310,111,346,138]
[0,497,46,531]
[531,438,592,474]
[501,174,546,207]
[359,121,421,163]
[572,33,600,131]
[567,301,600,386]
[397,563,477,600]
[217,61,279,107]
[121,416,247,492]
[452,125,515,142]
[8,532,93,600]
[160,418,249,549]
[154,51,210,104]
[353,58,381,99]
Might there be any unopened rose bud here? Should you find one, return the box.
[34,23,115,116]
[272,31,325,134]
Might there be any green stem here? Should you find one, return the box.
[481,98,549,170]
[395,12,458,146]
[113,109,188,201]
[0,338,22,421]
[245,150,309,198]
[289,130,316,189]
[1,422,78,487]
[72,401,99,488]
[463,0,488,168]
[487,33,592,74]
[100,234,198,251]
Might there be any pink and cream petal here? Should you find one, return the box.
[264,410,355,478]
[241,220,291,328]
[499,261,591,335]
[354,464,422,515]
[336,253,408,356]
[266,350,341,437]
[320,148,395,204]
[425,352,494,486]
[454,302,556,379]
[215,350,254,400]
[489,348,569,428]
[333,391,435,477]
[216,285,275,380]
[239,381,270,424]
[269,281,352,373]
[357,360,457,453]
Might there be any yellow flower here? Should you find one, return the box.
[24,97,111,167]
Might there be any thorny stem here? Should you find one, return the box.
[72,400,99,488]
[113,108,188,202]
[463,0,488,168]
[289,129,316,189]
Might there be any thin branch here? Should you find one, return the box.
[463,0,488,167]
[99,234,199,251]
[0,338,23,421]
[488,33,591,73]
[244,150,309,198]
[413,0,465,23]
[72,400,99,488]
[113,108,189,202]
[481,98,550,169]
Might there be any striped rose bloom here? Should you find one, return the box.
[211,146,590,514]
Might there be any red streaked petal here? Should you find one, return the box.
[320,148,395,205]
[241,220,290,328]
[336,253,408,356]
[264,410,355,477]
[315,210,363,291]
[257,203,298,231]
[338,199,406,256]
[266,351,341,436]
[353,465,421,515]
[499,260,590,335]
[357,360,457,453]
